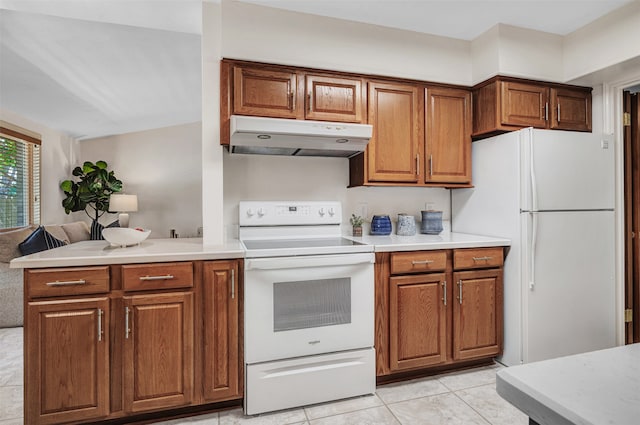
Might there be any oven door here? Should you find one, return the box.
[244,252,374,364]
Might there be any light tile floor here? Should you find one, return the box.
[0,327,527,425]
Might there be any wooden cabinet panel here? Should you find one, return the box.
[389,273,447,370]
[367,81,421,182]
[551,87,592,131]
[26,266,109,298]
[501,81,549,128]
[390,250,447,274]
[26,298,109,425]
[305,74,364,123]
[453,269,503,361]
[453,247,504,270]
[425,87,472,184]
[203,260,242,402]
[121,262,194,291]
[123,292,194,413]
[233,66,302,119]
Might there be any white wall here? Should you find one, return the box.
[0,108,78,225]
[78,122,203,238]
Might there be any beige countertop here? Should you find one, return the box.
[10,232,510,269]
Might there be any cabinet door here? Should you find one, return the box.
[453,269,503,361]
[550,87,592,132]
[233,66,302,119]
[425,87,471,184]
[501,81,549,128]
[305,74,364,123]
[367,81,421,183]
[202,261,241,402]
[123,292,194,413]
[389,273,447,371]
[26,298,109,425]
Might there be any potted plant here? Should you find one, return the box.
[350,213,364,237]
[60,160,123,222]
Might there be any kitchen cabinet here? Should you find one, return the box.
[305,74,365,123]
[202,260,242,402]
[376,247,504,378]
[472,77,592,137]
[425,87,472,184]
[365,81,421,183]
[25,297,110,425]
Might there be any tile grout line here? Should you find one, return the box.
[451,387,494,425]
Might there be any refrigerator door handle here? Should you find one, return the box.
[529,130,538,212]
[530,211,537,290]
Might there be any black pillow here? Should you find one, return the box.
[18,226,67,256]
[90,219,120,240]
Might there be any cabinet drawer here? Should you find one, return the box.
[391,251,447,274]
[122,262,194,291]
[454,247,503,270]
[27,266,110,298]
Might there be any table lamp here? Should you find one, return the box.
[109,194,138,228]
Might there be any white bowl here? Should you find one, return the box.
[102,228,151,247]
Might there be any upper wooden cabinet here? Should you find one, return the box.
[366,81,421,183]
[232,66,302,120]
[473,77,592,137]
[305,74,365,123]
[425,87,472,184]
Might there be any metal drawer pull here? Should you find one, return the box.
[442,281,447,306]
[472,256,493,261]
[97,309,103,342]
[231,269,235,299]
[139,274,174,281]
[557,104,561,122]
[412,260,434,265]
[46,279,86,286]
[458,280,463,304]
[125,307,131,339]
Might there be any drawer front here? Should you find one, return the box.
[454,247,504,270]
[27,266,110,298]
[390,251,447,274]
[122,262,194,291]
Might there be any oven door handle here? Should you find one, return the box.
[245,253,375,270]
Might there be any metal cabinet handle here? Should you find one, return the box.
[429,154,433,177]
[472,256,493,261]
[308,92,313,112]
[442,281,447,306]
[557,104,561,122]
[545,102,549,121]
[458,280,463,304]
[125,307,131,339]
[412,260,434,265]
[97,309,103,342]
[416,155,420,177]
[46,279,86,286]
[231,269,235,299]
[139,274,174,281]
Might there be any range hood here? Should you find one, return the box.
[229,115,372,158]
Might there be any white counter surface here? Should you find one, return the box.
[496,344,640,425]
[350,231,510,252]
[9,232,510,269]
[10,238,245,268]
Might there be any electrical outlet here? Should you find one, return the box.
[425,202,435,211]
[358,202,368,219]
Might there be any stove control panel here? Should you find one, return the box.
[239,201,342,226]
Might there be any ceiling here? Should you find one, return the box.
[0,0,633,141]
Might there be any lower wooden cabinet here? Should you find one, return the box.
[376,248,505,377]
[122,292,194,413]
[25,297,110,425]
[202,260,242,402]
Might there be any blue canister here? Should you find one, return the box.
[370,215,392,235]
[396,214,416,236]
[421,210,443,234]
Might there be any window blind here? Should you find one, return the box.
[0,133,41,229]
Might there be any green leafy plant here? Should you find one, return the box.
[60,161,123,221]
[350,214,364,227]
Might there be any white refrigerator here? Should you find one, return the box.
[452,127,616,366]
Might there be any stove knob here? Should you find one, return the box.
[257,208,266,217]
[246,208,254,217]
[318,208,325,217]
[328,207,335,217]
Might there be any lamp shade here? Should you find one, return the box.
[109,194,138,212]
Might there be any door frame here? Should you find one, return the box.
[603,72,640,345]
